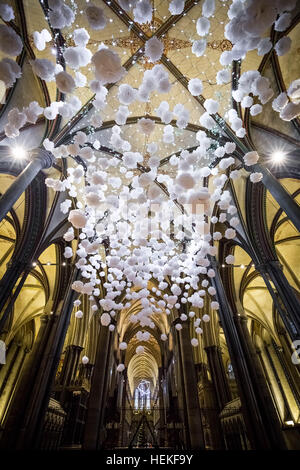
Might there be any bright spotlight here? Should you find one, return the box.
[285,420,294,426]
[272,151,285,163]
[11,146,27,160]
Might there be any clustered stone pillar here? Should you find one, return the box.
[196,362,225,449]
[118,369,128,447]
[204,345,231,410]
[83,322,112,450]
[0,268,30,334]
[236,313,287,441]
[172,327,188,447]
[273,332,300,405]
[0,147,54,224]
[0,269,78,450]
[256,260,300,341]
[0,341,28,425]
[211,261,287,450]
[254,162,300,234]
[176,320,205,450]
[0,313,51,449]
[0,147,54,334]
[158,366,167,447]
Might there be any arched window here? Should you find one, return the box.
[228,363,235,380]
[134,388,139,410]
[146,392,150,410]
[0,340,6,365]
[134,380,151,410]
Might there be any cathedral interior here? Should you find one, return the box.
[0,0,300,452]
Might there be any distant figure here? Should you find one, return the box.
[0,340,6,364]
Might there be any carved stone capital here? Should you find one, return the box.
[255,259,284,276]
[29,148,54,169]
[40,313,51,324]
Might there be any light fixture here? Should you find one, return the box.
[11,146,27,160]
[285,420,294,426]
[272,151,285,163]
[240,264,245,269]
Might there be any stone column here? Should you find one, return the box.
[177,320,205,450]
[119,369,127,447]
[0,147,53,223]
[158,366,167,447]
[0,148,52,323]
[19,273,78,450]
[264,342,295,421]
[273,335,300,406]
[196,363,225,450]
[0,340,19,390]
[98,330,114,447]
[211,261,287,449]
[0,268,29,333]
[252,162,300,233]
[236,314,287,442]
[0,269,78,449]
[82,323,112,450]
[0,313,51,448]
[116,370,123,410]
[0,343,27,425]
[256,261,300,340]
[215,110,300,234]
[173,325,189,448]
[204,345,231,410]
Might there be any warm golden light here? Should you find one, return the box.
[285,420,294,426]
